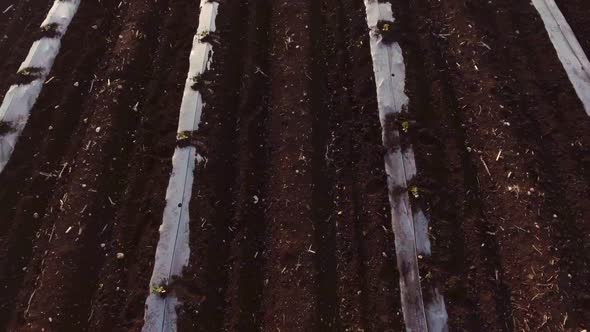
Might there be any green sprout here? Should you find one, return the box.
[376,20,397,44]
[191,73,203,91]
[409,185,419,199]
[401,120,410,133]
[177,131,190,141]
[40,24,55,33]
[18,67,44,76]
[197,30,210,41]
[151,284,168,297]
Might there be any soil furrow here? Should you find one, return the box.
[313,0,406,330]
[403,0,590,330]
[464,0,590,327]
[309,0,339,329]
[84,0,202,329]
[345,1,406,328]
[457,0,590,328]
[258,1,317,330]
[0,0,121,245]
[0,0,125,327]
[175,0,246,330]
[5,0,171,329]
[392,0,499,329]
[1,0,589,329]
[220,0,271,330]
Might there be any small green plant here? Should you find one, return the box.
[177,131,190,141]
[376,20,397,44]
[409,185,419,199]
[152,284,168,297]
[18,67,44,77]
[401,120,410,133]
[39,23,61,36]
[15,67,45,85]
[191,73,203,91]
[197,30,210,42]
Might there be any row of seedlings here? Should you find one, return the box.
[141,1,219,331]
[362,0,448,331]
[0,0,81,172]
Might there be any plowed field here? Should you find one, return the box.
[0,0,588,331]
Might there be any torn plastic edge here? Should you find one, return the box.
[363,1,448,331]
[0,0,80,173]
[141,1,218,332]
[532,0,590,115]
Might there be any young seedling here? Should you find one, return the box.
[17,67,44,77]
[401,120,410,133]
[197,30,210,42]
[197,30,220,45]
[376,20,398,44]
[151,283,169,298]
[38,23,62,39]
[191,73,203,91]
[177,131,191,141]
[409,185,419,199]
[15,67,45,85]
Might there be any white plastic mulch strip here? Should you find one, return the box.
[0,0,80,173]
[363,1,448,331]
[532,0,590,115]
[141,1,217,331]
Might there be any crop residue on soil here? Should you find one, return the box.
[0,0,589,331]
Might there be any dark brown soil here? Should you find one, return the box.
[0,0,589,331]
[554,0,590,56]
[393,0,590,330]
